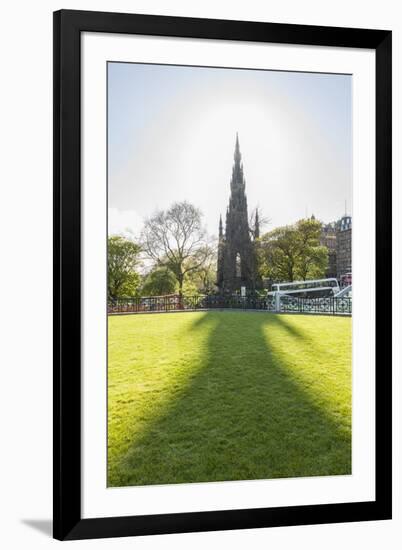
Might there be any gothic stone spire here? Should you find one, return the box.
[217,135,262,293]
[230,132,245,197]
[218,214,223,239]
[254,208,260,239]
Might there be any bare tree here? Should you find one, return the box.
[249,206,270,239]
[184,241,217,293]
[141,201,212,296]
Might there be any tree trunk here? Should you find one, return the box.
[177,274,184,309]
[178,274,184,296]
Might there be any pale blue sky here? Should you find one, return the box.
[108,62,352,238]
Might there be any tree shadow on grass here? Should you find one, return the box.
[108,311,351,487]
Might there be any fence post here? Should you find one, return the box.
[275,292,281,313]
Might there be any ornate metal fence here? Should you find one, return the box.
[108,294,350,315]
[280,295,352,315]
[108,294,203,314]
[201,294,276,311]
[107,294,276,314]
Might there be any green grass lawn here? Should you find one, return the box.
[108,311,351,487]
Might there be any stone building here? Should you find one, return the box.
[336,215,352,279]
[320,215,352,280]
[217,135,262,293]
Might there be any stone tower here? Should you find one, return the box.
[217,135,262,293]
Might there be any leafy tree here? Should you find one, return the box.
[108,235,142,300]
[141,201,212,296]
[181,244,217,293]
[295,219,328,280]
[141,267,177,296]
[119,271,141,298]
[182,277,200,297]
[259,218,328,282]
[188,263,216,293]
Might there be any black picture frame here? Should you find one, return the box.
[53,9,392,541]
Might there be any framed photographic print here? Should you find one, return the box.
[53,9,392,540]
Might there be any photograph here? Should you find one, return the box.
[0,0,396,543]
[107,61,353,488]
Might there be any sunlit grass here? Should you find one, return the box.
[108,311,351,487]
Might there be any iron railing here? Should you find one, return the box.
[108,294,197,314]
[280,295,352,315]
[200,294,276,311]
[108,294,351,316]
